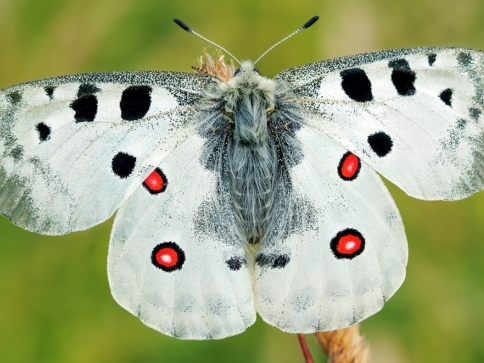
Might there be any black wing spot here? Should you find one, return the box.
[340,68,373,102]
[112,152,136,178]
[36,122,51,142]
[7,91,22,104]
[457,52,472,67]
[368,131,393,157]
[120,85,152,121]
[389,59,416,96]
[226,256,246,271]
[272,254,290,268]
[78,83,100,97]
[428,53,437,66]
[44,86,56,100]
[256,253,290,269]
[439,88,453,107]
[70,94,98,122]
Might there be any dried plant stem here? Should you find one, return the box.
[314,324,371,363]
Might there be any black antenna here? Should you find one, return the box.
[253,15,319,65]
[174,16,320,66]
[174,18,242,65]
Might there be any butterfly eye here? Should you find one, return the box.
[254,68,260,75]
[234,69,241,76]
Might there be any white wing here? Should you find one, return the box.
[0,71,212,234]
[277,47,484,200]
[254,125,407,332]
[108,133,255,339]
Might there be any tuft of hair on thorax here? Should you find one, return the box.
[192,49,236,82]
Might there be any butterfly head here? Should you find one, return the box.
[233,62,259,77]
[227,61,273,87]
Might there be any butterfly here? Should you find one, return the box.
[1,15,484,340]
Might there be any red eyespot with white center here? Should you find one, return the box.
[143,168,168,194]
[151,242,185,272]
[330,229,365,259]
[338,152,361,181]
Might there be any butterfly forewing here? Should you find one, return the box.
[0,71,211,234]
[277,47,484,200]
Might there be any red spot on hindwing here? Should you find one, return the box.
[151,242,185,272]
[338,152,361,181]
[156,248,178,267]
[330,229,365,259]
[143,168,167,194]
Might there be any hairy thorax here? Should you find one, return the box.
[197,61,304,244]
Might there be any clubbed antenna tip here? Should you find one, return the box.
[253,15,320,65]
[173,18,241,65]
[173,18,192,33]
[302,15,319,29]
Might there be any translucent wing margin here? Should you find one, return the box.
[277,47,484,200]
[0,71,213,234]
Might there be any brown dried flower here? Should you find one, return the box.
[314,324,371,363]
[193,49,236,82]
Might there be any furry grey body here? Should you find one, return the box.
[197,61,304,244]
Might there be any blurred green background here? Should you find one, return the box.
[1,0,484,362]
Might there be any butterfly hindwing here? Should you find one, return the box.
[0,71,211,234]
[277,47,484,200]
[254,125,407,333]
[108,133,255,339]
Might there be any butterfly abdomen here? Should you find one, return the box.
[227,134,277,243]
